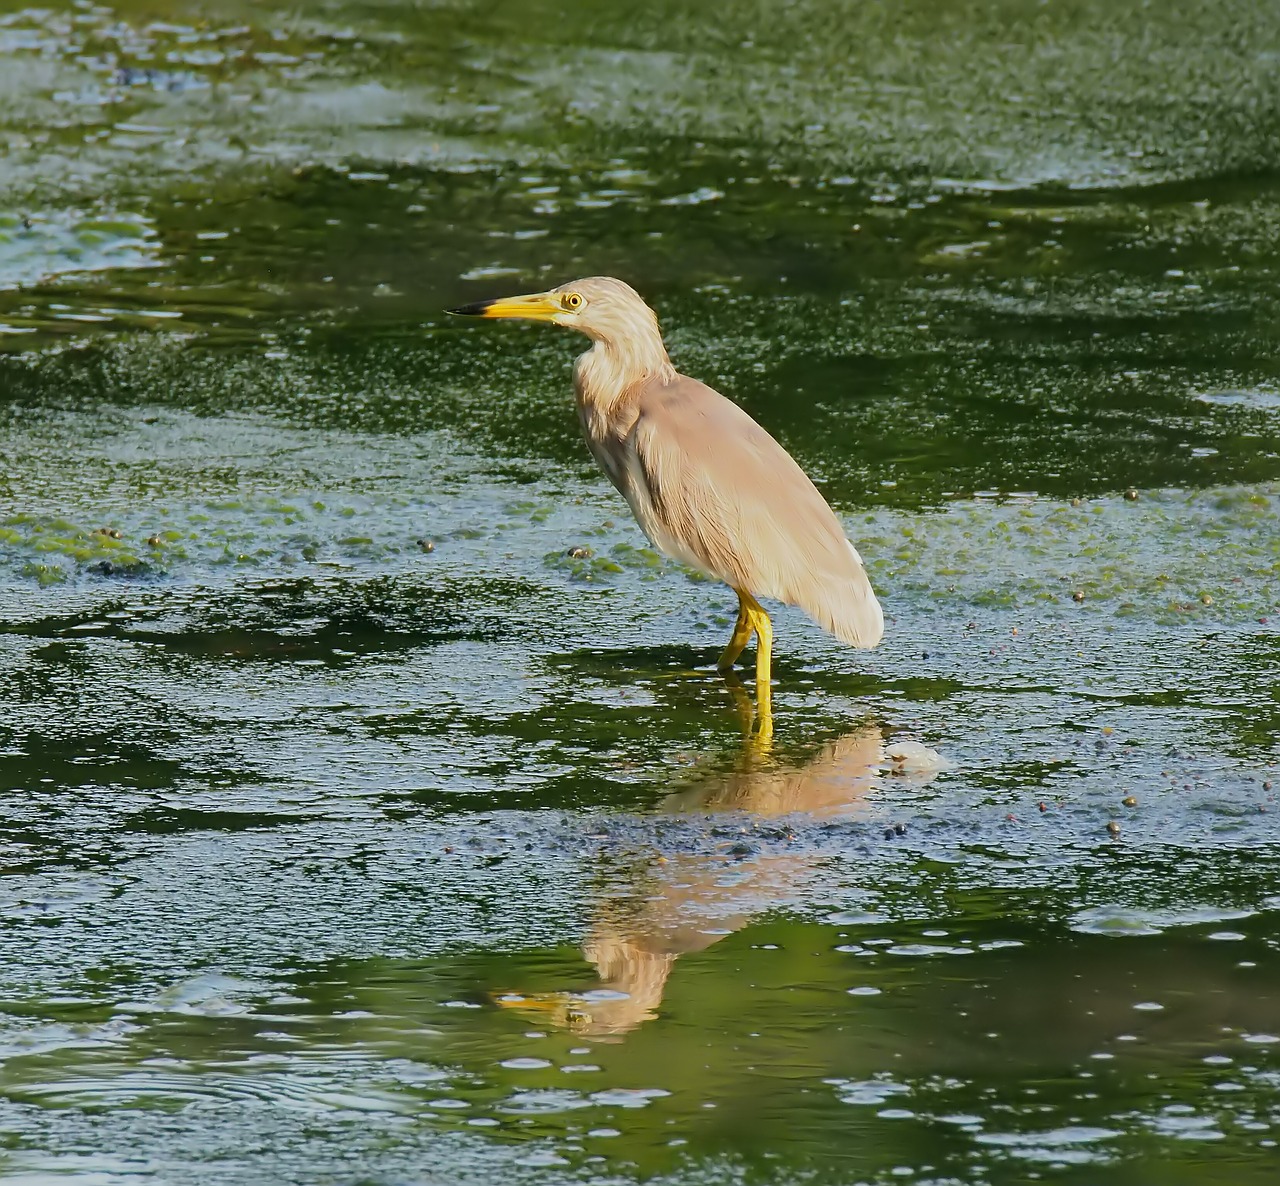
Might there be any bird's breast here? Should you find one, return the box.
[574,400,631,500]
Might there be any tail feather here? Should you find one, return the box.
[794,539,884,649]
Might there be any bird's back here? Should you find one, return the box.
[604,372,883,649]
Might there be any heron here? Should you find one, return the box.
[448,277,883,727]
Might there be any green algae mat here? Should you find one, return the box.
[2,2,1280,1184]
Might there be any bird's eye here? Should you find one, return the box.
[564,292,583,310]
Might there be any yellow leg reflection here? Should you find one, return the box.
[751,654,773,748]
[721,669,772,752]
[721,670,755,735]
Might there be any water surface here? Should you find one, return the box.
[2,2,1280,1183]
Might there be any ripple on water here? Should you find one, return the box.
[0,209,159,291]
[1196,388,1280,410]
[827,1076,912,1107]
[975,1126,1121,1165]
[116,973,271,1018]
[1070,906,1258,937]
[1144,1108,1227,1141]
[588,1088,670,1108]
[9,1066,414,1114]
[497,1090,589,1115]
[884,942,973,957]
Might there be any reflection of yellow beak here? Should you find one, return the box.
[447,292,560,322]
[491,990,625,1038]
[491,990,566,1014]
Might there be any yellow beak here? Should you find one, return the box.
[447,291,560,321]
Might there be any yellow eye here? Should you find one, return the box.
[564,292,583,310]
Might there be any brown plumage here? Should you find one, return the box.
[608,377,882,649]
[448,276,883,710]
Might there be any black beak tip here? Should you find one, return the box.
[447,300,491,317]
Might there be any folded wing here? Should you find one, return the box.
[624,374,883,649]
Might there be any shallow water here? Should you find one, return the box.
[2,1,1280,1183]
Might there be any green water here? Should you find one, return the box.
[2,1,1280,1183]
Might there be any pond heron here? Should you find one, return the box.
[448,277,883,718]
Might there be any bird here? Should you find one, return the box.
[448,277,883,722]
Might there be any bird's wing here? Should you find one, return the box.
[625,373,883,648]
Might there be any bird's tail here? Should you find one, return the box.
[805,540,884,649]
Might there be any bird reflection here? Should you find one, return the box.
[496,714,944,1037]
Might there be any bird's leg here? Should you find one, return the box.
[716,591,753,672]
[739,594,773,689]
[717,590,773,746]
[743,595,774,745]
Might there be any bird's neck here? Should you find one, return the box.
[574,334,675,410]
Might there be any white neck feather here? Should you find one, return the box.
[575,334,675,409]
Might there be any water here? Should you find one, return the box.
[2,1,1280,1182]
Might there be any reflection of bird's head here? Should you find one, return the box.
[449,276,664,349]
[494,933,676,1039]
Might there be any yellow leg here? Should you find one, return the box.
[743,595,773,746]
[716,593,753,672]
[746,598,772,691]
[715,590,775,745]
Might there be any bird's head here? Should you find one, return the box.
[448,275,660,347]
